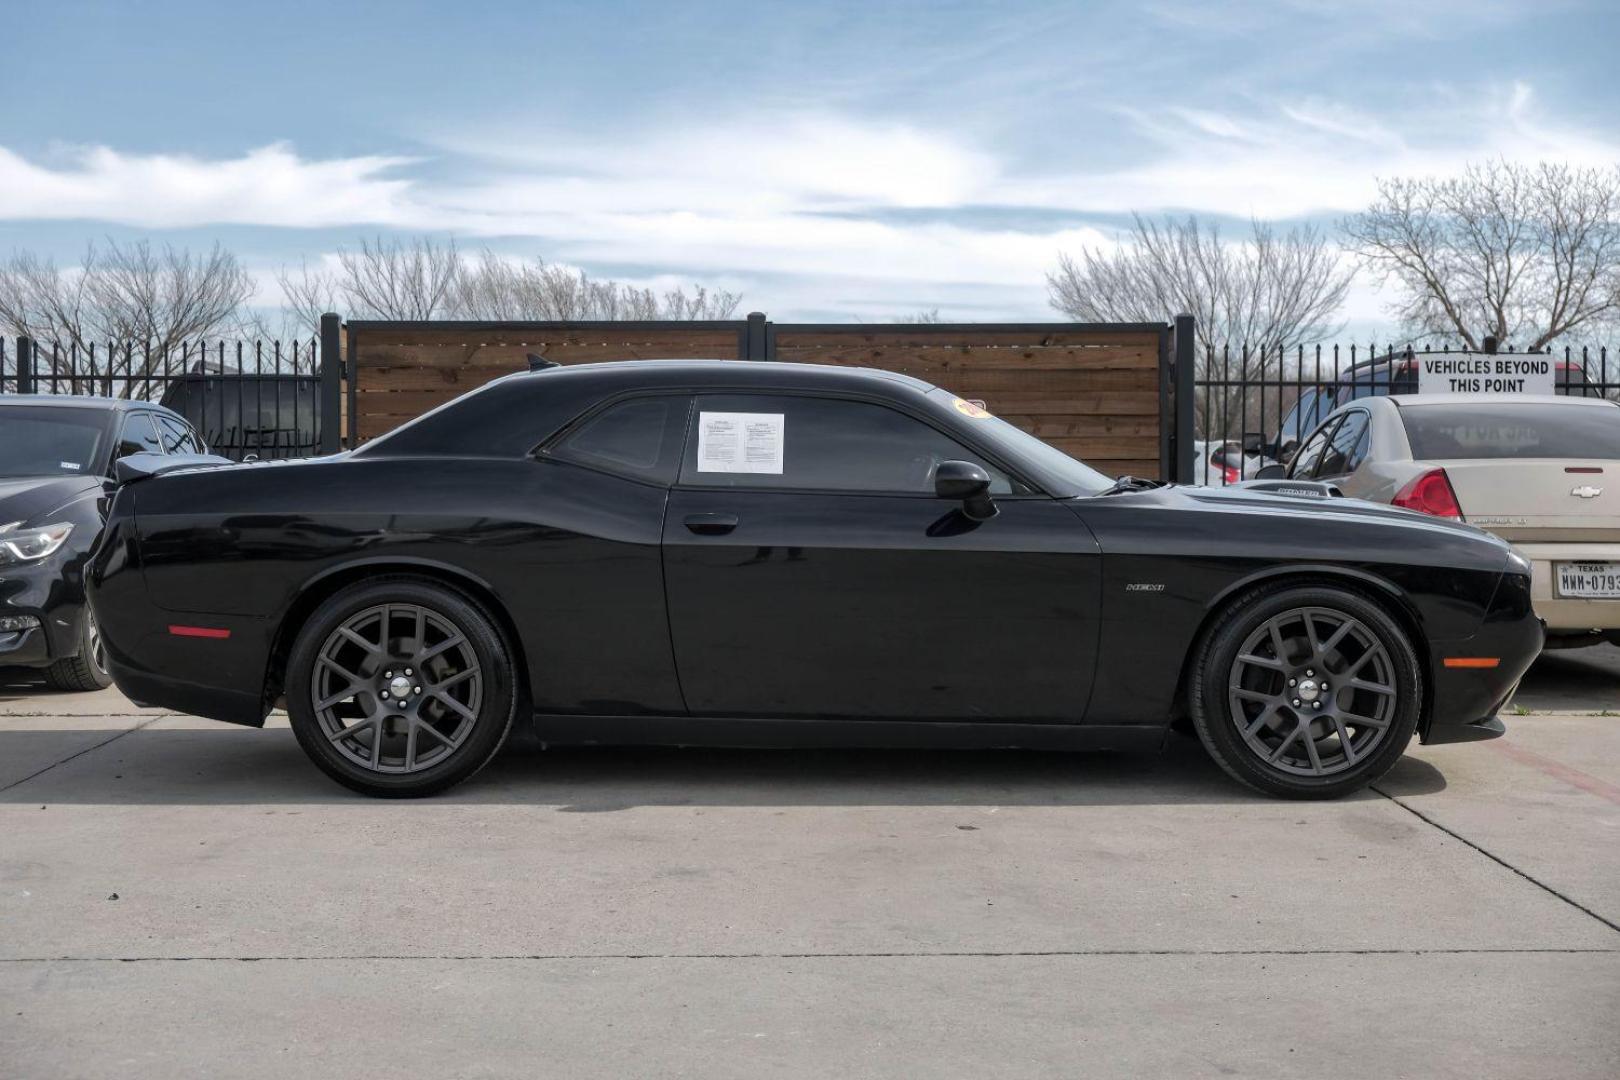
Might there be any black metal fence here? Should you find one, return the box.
[1191,342,1620,485]
[2,314,343,461]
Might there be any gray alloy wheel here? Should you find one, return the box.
[1189,584,1421,799]
[286,578,516,797]
[1226,606,1397,777]
[313,603,486,775]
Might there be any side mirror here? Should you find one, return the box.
[935,460,997,521]
[1254,464,1288,480]
[1242,432,1265,454]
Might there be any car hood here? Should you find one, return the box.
[1171,482,1504,542]
[0,475,104,527]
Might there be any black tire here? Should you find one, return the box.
[1189,584,1421,799]
[44,608,114,692]
[286,578,517,797]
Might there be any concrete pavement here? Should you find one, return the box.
[1,651,1616,1079]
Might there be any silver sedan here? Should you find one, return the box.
[1277,393,1620,648]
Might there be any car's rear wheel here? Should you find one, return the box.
[44,608,114,692]
[1189,584,1421,799]
[286,579,517,797]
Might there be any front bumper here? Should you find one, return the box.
[1517,541,1620,633]
[0,562,86,669]
[0,625,52,667]
[1421,568,1542,746]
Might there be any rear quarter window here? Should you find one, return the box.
[1401,404,1620,460]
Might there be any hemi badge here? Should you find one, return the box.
[1442,657,1500,669]
[169,625,231,639]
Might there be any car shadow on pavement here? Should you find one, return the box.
[1514,643,1620,712]
[0,723,1448,807]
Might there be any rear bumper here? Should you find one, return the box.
[1515,542,1620,633]
[88,513,271,727]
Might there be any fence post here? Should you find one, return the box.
[318,313,342,453]
[15,336,34,394]
[1172,314,1195,483]
[745,311,768,361]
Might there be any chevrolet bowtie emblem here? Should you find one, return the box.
[1571,485,1603,498]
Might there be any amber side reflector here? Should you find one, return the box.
[1443,657,1500,669]
[168,625,231,639]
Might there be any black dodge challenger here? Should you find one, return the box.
[88,360,1542,799]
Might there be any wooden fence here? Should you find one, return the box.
[345,315,1176,479]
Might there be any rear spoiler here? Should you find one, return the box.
[113,451,238,486]
[1230,479,1345,500]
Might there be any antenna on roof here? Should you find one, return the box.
[527,353,560,372]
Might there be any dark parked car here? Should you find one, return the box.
[0,395,210,690]
[89,361,1542,799]
[1264,350,1592,466]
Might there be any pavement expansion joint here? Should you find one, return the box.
[1372,784,1620,936]
[5,948,1619,964]
[0,715,170,795]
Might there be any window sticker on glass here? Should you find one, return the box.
[952,397,992,419]
[697,412,785,473]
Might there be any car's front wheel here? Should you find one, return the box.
[44,608,114,692]
[1189,584,1422,799]
[286,579,517,797]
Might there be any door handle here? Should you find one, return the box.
[683,513,739,536]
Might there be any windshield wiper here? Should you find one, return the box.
[1096,474,1167,497]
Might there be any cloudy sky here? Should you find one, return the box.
[3,0,1618,329]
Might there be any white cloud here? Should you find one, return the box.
[0,142,418,228]
[1,82,1616,320]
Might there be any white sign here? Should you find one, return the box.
[697,412,785,474]
[1418,355,1554,396]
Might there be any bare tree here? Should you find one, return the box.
[271,258,342,339]
[0,249,97,350]
[1048,214,1351,354]
[0,240,255,379]
[1344,161,1620,350]
[657,283,742,321]
[453,250,740,320]
[896,308,943,324]
[334,236,462,320]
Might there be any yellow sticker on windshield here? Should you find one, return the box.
[953,397,992,419]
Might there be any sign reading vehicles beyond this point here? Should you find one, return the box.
[1418,355,1554,396]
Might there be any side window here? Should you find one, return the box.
[1287,419,1339,480]
[1344,421,1372,473]
[1315,411,1369,478]
[116,413,165,458]
[679,394,1013,494]
[1281,389,1318,444]
[549,396,688,485]
[156,415,202,455]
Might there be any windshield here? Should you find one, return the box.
[0,406,112,478]
[1401,402,1620,460]
[927,388,1115,496]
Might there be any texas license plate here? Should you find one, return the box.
[1556,562,1620,598]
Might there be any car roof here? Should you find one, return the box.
[1387,393,1619,409]
[508,359,936,393]
[0,393,180,414]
